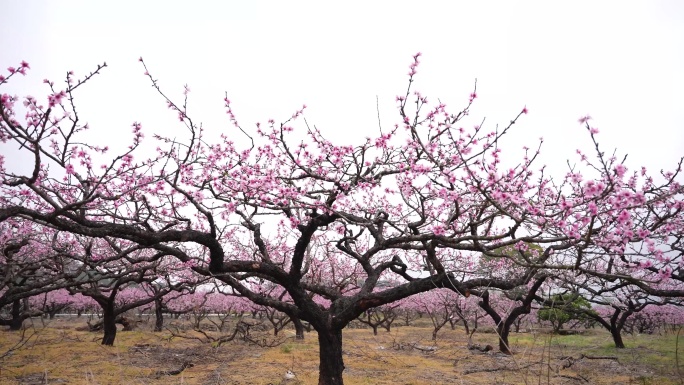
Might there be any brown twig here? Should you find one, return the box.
[462,361,538,375]
[153,361,194,378]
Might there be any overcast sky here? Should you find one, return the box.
[2,0,683,179]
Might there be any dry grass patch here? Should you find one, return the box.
[1,317,682,384]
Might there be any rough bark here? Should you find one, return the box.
[478,275,547,354]
[497,323,512,354]
[154,298,164,332]
[317,328,344,385]
[293,316,305,340]
[609,303,636,349]
[583,302,637,349]
[610,326,625,348]
[101,303,117,346]
[0,299,39,331]
[8,300,24,331]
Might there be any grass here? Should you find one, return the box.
[0,317,682,384]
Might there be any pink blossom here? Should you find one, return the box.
[432,224,446,236]
[657,266,672,280]
[289,216,300,228]
[578,115,592,124]
[588,201,598,215]
[522,106,528,114]
[616,209,630,225]
[515,241,528,252]
[583,180,605,198]
[48,90,66,107]
[560,199,573,211]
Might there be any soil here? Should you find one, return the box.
[0,317,681,385]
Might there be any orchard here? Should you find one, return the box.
[1,55,683,385]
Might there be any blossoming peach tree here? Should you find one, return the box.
[1,54,683,385]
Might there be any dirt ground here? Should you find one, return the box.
[0,317,681,385]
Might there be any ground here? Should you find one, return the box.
[0,316,681,384]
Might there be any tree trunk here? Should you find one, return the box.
[101,303,117,346]
[372,325,378,336]
[513,318,521,333]
[462,319,470,336]
[610,326,625,348]
[8,299,23,331]
[154,298,164,332]
[317,328,345,385]
[293,317,305,340]
[497,323,512,354]
[610,302,636,349]
[478,277,547,355]
[585,307,626,349]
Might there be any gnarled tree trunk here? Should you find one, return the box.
[9,299,24,331]
[292,316,305,340]
[154,297,164,332]
[101,302,117,346]
[317,328,344,385]
[478,276,547,355]
[610,326,625,348]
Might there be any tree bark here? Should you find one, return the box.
[317,328,345,385]
[293,317,305,340]
[478,276,546,355]
[101,303,117,346]
[497,323,512,354]
[154,298,164,332]
[9,299,23,331]
[610,326,625,349]
[584,306,628,349]
[610,302,636,349]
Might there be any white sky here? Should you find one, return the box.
[2,0,683,178]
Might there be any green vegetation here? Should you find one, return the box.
[538,293,595,333]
